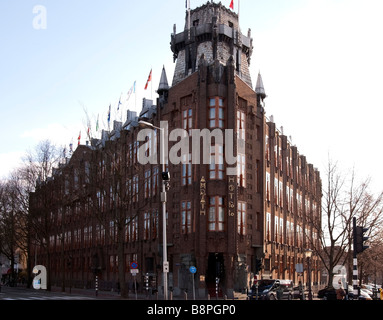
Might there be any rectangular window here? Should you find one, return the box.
[209,144,224,180]
[279,218,284,243]
[265,135,270,162]
[238,202,246,235]
[266,212,271,241]
[144,169,151,198]
[152,209,158,239]
[208,196,225,231]
[144,212,150,240]
[181,201,192,234]
[274,178,279,205]
[182,108,193,134]
[237,110,246,141]
[152,167,159,196]
[133,175,139,202]
[132,216,138,241]
[125,218,132,242]
[237,153,246,187]
[133,141,138,164]
[209,97,224,129]
[279,180,283,208]
[182,154,192,186]
[274,216,279,242]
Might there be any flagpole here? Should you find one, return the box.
[151,66,153,100]
[187,0,191,40]
[238,0,240,25]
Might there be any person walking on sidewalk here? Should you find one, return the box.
[336,285,346,300]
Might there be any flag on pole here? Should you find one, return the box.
[185,0,190,9]
[96,114,99,132]
[230,0,234,10]
[127,81,136,102]
[78,131,81,146]
[117,95,122,111]
[144,69,152,90]
[107,104,111,123]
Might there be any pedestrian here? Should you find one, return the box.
[298,281,304,300]
[336,285,346,300]
[379,288,383,301]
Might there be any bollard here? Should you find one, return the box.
[95,275,98,297]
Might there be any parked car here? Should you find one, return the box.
[319,285,372,300]
[249,279,293,300]
[317,286,337,300]
[359,289,372,300]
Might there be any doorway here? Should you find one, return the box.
[206,253,225,297]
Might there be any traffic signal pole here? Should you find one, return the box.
[353,217,370,298]
[352,217,359,298]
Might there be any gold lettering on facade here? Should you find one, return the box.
[228,176,236,217]
[200,176,206,216]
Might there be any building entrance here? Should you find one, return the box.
[206,253,225,297]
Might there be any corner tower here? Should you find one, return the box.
[171,1,253,87]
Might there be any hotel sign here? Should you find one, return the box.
[200,176,206,216]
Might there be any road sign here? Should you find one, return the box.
[130,269,139,276]
[295,263,303,273]
[130,261,138,269]
[190,266,197,274]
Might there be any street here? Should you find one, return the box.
[0,285,98,300]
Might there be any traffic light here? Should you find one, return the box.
[255,258,263,274]
[355,226,369,254]
[161,172,170,181]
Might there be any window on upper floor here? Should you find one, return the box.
[209,97,224,129]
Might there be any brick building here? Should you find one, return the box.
[29,2,322,298]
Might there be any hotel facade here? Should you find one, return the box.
[30,2,322,298]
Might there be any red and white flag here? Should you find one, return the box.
[229,0,234,10]
[144,69,152,90]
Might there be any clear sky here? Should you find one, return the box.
[1,0,382,195]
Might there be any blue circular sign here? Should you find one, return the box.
[190,266,197,274]
[130,262,138,269]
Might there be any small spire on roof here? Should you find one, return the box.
[157,65,170,94]
[255,71,266,100]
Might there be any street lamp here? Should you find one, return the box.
[138,120,169,300]
[305,249,313,300]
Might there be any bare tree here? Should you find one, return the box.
[313,157,383,287]
[22,140,63,290]
[347,172,383,284]
[0,177,28,286]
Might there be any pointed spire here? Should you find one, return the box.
[255,71,266,100]
[157,65,170,94]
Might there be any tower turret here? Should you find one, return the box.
[171,1,253,87]
[157,65,169,104]
[255,72,266,101]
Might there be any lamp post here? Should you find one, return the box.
[305,249,313,300]
[138,120,169,300]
